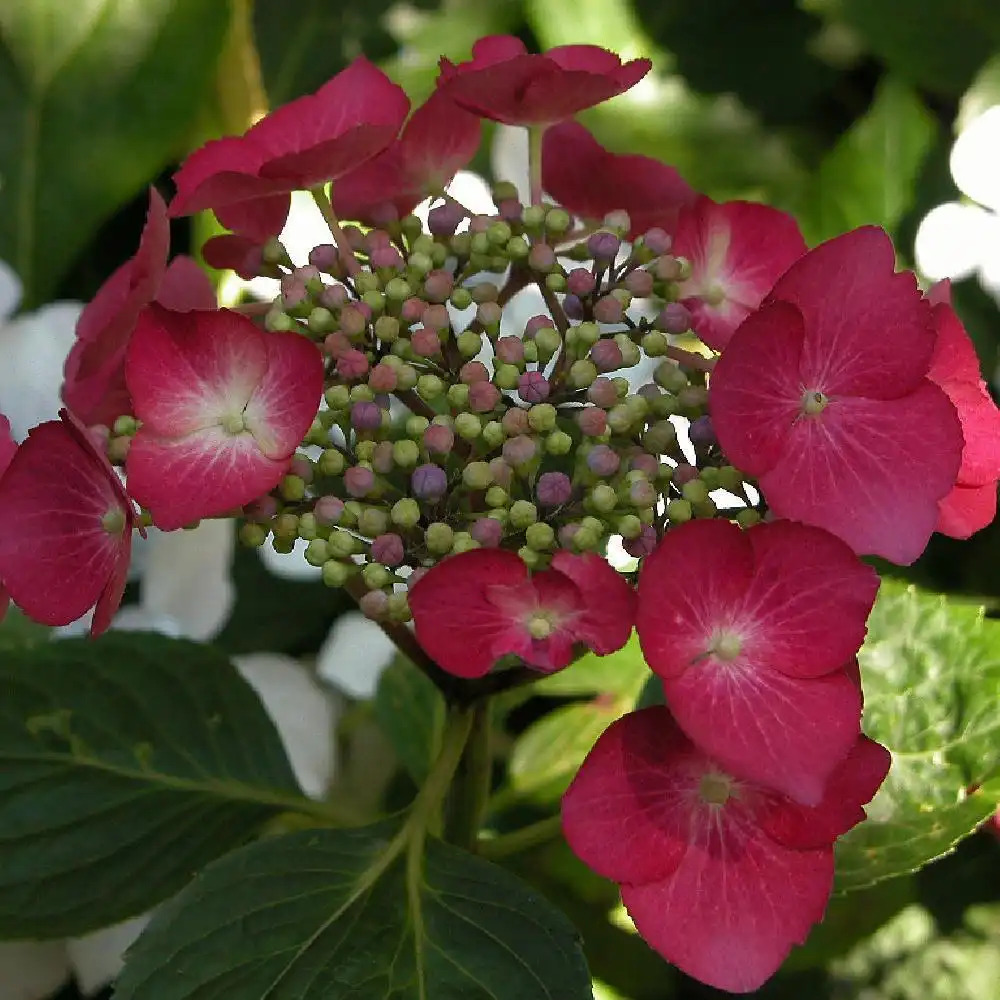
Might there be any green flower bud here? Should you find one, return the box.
[544,208,571,235]
[545,272,567,293]
[328,530,360,558]
[273,513,299,538]
[509,500,538,530]
[568,359,599,388]
[534,326,562,361]
[265,310,296,333]
[408,251,433,277]
[324,385,350,410]
[375,315,400,342]
[391,497,421,529]
[527,403,557,433]
[361,291,386,316]
[384,277,412,301]
[643,421,677,454]
[318,448,345,476]
[457,330,482,357]
[358,507,388,537]
[736,508,762,528]
[349,384,375,403]
[666,498,693,523]
[447,383,470,409]
[522,340,539,363]
[417,374,445,399]
[354,272,380,294]
[405,415,430,438]
[454,411,481,440]
[482,420,505,448]
[355,441,376,462]
[304,538,329,566]
[590,483,618,513]
[362,562,393,589]
[341,501,362,528]
[401,214,424,240]
[641,331,669,357]
[322,559,353,588]
[651,393,680,418]
[271,534,296,554]
[681,479,709,505]
[576,322,601,348]
[488,220,512,245]
[614,334,641,367]
[450,286,473,310]
[546,430,573,455]
[485,486,509,508]
[525,521,555,550]
[392,439,420,468]
[506,235,530,259]
[463,461,493,490]
[112,414,138,436]
[297,513,319,540]
[718,466,744,491]
[522,205,546,231]
[654,361,689,393]
[693,497,717,519]
[239,522,268,547]
[518,545,542,569]
[606,404,634,434]
[451,531,479,554]
[280,474,306,502]
[700,467,721,491]
[425,521,454,554]
[387,591,412,623]
[617,514,643,539]
[494,364,521,390]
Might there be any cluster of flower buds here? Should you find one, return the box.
[0,32,998,995]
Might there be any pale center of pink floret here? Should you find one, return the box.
[101,507,125,536]
[709,628,743,661]
[220,411,247,435]
[697,770,733,806]
[800,388,829,416]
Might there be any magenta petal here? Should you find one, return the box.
[0,414,15,477]
[215,193,291,242]
[621,828,832,994]
[937,481,999,539]
[156,257,217,312]
[550,551,636,655]
[761,384,963,564]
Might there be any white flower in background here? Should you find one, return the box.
[915,105,1000,299]
[317,611,397,700]
[0,260,81,441]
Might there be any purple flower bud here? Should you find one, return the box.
[294,265,321,285]
[365,229,392,251]
[630,478,656,506]
[587,444,621,476]
[689,415,717,448]
[280,275,307,309]
[502,408,530,435]
[643,227,672,255]
[428,201,466,236]
[563,294,585,320]
[587,376,618,408]
[338,349,370,380]
[498,197,523,221]
[309,244,339,270]
[625,269,654,297]
[558,523,580,549]
[630,453,659,478]
[411,328,441,357]
[371,532,405,566]
[319,283,349,310]
[423,270,454,303]
[590,339,624,373]
[518,371,550,404]
[423,424,455,455]
[672,463,699,487]
[525,315,555,341]
[657,302,692,334]
[351,401,382,431]
[638,382,662,402]
[345,466,375,498]
[567,269,596,296]
[469,382,501,413]
[411,463,447,501]
[623,524,657,558]
[489,458,513,487]
[359,589,389,620]
[400,297,426,323]
[370,244,404,271]
[537,471,572,507]
[471,518,503,548]
[502,434,537,466]
[593,295,624,325]
[368,363,398,393]
[289,455,313,482]
[495,336,525,364]
[577,407,607,437]
[314,495,345,525]
[587,231,621,261]
[528,243,556,272]
[460,361,490,384]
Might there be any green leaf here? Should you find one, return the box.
[373,655,444,785]
[835,581,1000,892]
[0,631,316,938]
[115,823,594,999]
[0,0,230,305]
[957,52,1000,133]
[800,76,936,244]
[507,637,650,804]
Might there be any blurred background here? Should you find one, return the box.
[0,0,998,997]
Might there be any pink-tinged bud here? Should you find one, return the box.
[371,245,405,271]
[460,361,490,384]
[588,376,618,408]
[657,301,692,334]
[315,495,346,525]
[503,434,537,466]
[351,401,382,431]
[501,407,531,435]
[653,255,683,281]
[689,415,717,448]
[518,371,550,403]
[359,589,390,620]
[630,478,656,506]
[345,466,376,497]
[408,566,430,587]
[373,441,395,474]
[309,244,339,271]
[428,201,466,236]
[590,339,624,373]
[559,523,580,549]
[412,463,447,501]
[625,269,654,297]
[401,297,426,323]
[672,463,699,486]
[289,455,313,482]
[525,315,556,340]
[469,214,491,233]
[593,295,624,325]
[498,197,523,221]
[469,382,501,412]
[577,407,607,437]
[280,275,307,309]
[338,349,370,380]
[423,304,451,332]
[368,362,398,393]
[537,471,572,507]
[365,229,392,251]
[244,496,279,522]
[319,283,349,310]
[371,532,405,566]
[623,523,657,558]
[643,227,672,255]
[323,331,352,358]
[588,231,620,260]
[567,269,597,296]
[471,517,503,547]
[528,243,556,272]
[477,301,502,328]
[423,423,455,455]
[630,453,659,478]
[495,336,525,365]
[587,444,620,476]
[411,327,441,357]
[563,294,585,320]
[638,383,662,402]
[424,270,454,303]
[489,457,513,487]
[295,264,321,284]
[340,304,368,337]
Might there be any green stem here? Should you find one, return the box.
[309,184,362,278]
[477,814,564,859]
[528,125,545,206]
[445,700,493,850]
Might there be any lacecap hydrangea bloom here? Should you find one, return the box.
[0,34,997,994]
